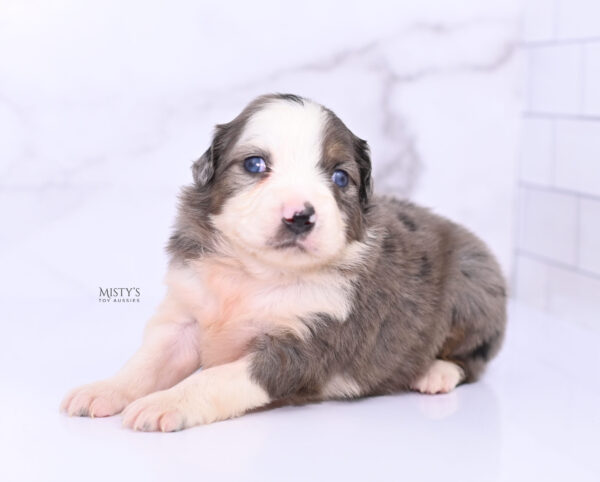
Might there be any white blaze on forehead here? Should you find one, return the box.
[236,99,328,180]
[211,97,348,269]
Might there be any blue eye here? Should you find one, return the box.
[332,169,349,187]
[243,156,267,173]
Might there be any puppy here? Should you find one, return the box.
[61,94,507,432]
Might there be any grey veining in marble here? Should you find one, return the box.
[0,1,520,300]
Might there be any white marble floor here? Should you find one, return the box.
[1,299,598,482]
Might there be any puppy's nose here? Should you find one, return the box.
[282,203,316,235]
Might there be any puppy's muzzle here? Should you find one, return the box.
[282,203,316,235]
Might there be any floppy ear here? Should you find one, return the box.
[192,123,233,186]
[192,146,215,186]
[354,136,373,206]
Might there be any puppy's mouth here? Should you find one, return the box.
[265,221,317,253]
[268,238,308,252]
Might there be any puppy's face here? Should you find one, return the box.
[194,94,372,270]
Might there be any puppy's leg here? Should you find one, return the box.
[121,356,270,432]
[60,296,200,418]
[411,359,464,395]
[121,327,345,431]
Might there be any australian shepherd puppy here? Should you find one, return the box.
[61,94,507,432]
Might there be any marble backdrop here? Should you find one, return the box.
[0,0,520,303]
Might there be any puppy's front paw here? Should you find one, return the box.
[60,379,132,417]
[412,360,464,395]
[121,358,270,432]
[121,389,191,432]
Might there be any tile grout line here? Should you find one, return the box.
[523,111,600,122]
[550,117,557,187]
[518,180,600,203]
[525,49,533,112]
[510,169,524,296]
[546,100,557,312]
[521,36,600,48]
[551,0,559,40]
[579,43,587,116]
[575,195,581,269]
[516,249,600,282]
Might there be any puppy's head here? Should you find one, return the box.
[193,94,372,270]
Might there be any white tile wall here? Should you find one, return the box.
[579,199,600,275]
[515,253,600,329]
[517,0,600,328]
[523,0,556,42]
[527,44,583,114]
[555,120,600,197]
[519,118,554,185]
[514,254,549,310]
[556,0,600,39]
[518,187,578,265]
[546,264,600,329]
[582,42,600,115]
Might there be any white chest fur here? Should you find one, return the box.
[164,259,354,367]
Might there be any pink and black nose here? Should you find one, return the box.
[282,203,316,235]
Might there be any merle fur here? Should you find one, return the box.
[168,93,507,402]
